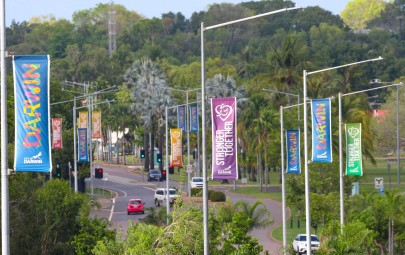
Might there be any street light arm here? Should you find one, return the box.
[307,56,383,75]
[205,6,301,31]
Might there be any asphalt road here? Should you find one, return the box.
[90,163,287,254]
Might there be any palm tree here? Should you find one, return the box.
[124,58,169,171]
[234,200,274,231]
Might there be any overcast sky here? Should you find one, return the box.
[7,0,351,26]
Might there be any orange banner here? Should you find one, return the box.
[92,111,101,139]
[52,118,63,149]
[170,128,183,167]
[79,111,88,128]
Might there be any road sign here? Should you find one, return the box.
[186,165,193,173]
[375,177,384,189]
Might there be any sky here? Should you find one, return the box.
[7,0,351,26]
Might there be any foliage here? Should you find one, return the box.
[9,175,90,255]
[341,0,387,29]
[71,217,116,255]
[210,191,226,202]
[318,220,375,254]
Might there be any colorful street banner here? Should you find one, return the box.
[190,104,199,132]
[170,128,183,167]
[52,118,63,149]
[78,128,89,162]
[286,130,300,174]
[13,55,52,172]
[311,98,332,163]
[346,123,363,176]
[92,111,101,139]
[79,111,88,128]
[211,97,238,180]
[177,106,186,132]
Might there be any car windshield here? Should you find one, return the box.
[150,170,159,174]
[129,200,141,205]
[169,190,177,195]
[193,178,203,182]
[299,235,319,242]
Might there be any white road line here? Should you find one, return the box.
[144,187,156,191]
[109,198,115,222]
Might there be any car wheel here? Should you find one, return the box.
[127,212,130,215]
[155,199,160,207]
[142,211,145,214]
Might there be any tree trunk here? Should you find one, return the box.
[150,117,155,169]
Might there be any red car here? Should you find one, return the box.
[127,199,145,215]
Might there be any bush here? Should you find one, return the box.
[209,191,226,202]
[208,189,215,200]
[191,188,203,197]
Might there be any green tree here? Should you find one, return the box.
[341,0,387,29]
[234,200,274,231]
[124,58,170,170]
[319,220,375,254]
[71,217,116,255]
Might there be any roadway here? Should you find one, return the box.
[90,163,286,254]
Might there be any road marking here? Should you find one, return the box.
[109,198,115,222]
[144,187,156,191]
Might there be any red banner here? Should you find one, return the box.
[52,118,63,149]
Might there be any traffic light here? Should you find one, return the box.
[161,169,166,180]
[157,152,162,163]
[140,149,145,158]
[95,168,103,179]
[56,164,61,178]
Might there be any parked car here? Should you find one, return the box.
[154,188,180,207]
[292,234,320,254]
[127,199,145,215]
[190,177,204,188]
[147,169,162,181]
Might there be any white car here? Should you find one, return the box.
[190,177,204,189]
[292,234,320,254]
[154,188,180,207]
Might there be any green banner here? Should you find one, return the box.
[345,123,363,176]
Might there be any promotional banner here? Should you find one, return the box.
[170,128,183,167]
[92,111,101,139]
[177,106,186,132]
[79,111,88,128]
[346,123,363,176]
[311,98,332,163]
[78,128,89,162]
[52,118,63,149]
[286,130,300,174]
[13,55,52,172]
[211,97,238,180]
[190,104,199,132]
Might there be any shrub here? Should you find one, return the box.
[210,191,226,202]
[208,189,215,200]
[191,188,203,197]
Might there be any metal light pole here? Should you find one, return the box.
[201,7,300,254]
[303,56,383,254]
[165,106,170,223]
[1,0,9,253]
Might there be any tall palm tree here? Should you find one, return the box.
[124,58,169,170]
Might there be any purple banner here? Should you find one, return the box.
[178,105,186,132]
[78,128,89,162]
[311,98,332,162]
[286,130,300,174]
[190,104,199,132]
[13,55,52,172]
[211,97,238,180]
